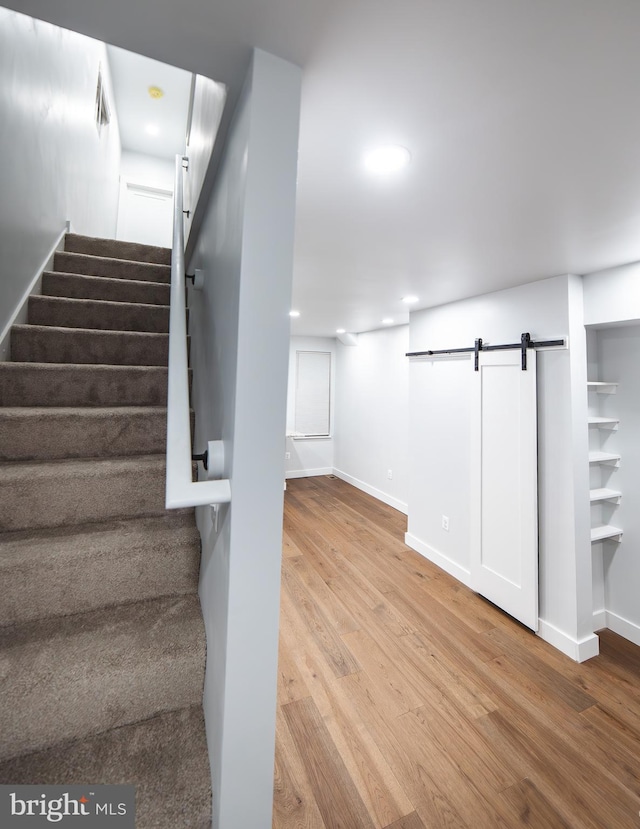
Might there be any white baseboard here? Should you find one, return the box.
[333,468,408,515]
[537,619,600,662]
[404,532,471,587]
[0,222,69,362]
[285,467,333,479]
[403,536,602,663]
[604,610,640,647]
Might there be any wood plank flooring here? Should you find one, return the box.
[273,476,640,829]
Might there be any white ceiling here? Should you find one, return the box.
[8,0,640,336]
[106,44,192,160]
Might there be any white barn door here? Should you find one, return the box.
[470,349,539,630]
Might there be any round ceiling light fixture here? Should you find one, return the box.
[289,310,300,318]
[381,318,394,325]
[336,328,346,334]
[363,145,411,175]
[401,295,419,304]
[148,86,164,99]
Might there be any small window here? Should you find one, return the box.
[95,67,111,136]
[294,351,331,437]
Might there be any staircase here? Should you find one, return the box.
[0,234,212,828]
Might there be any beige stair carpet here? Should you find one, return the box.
[0,233,211,828]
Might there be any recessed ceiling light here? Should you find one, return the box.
[402,295,419,304]
[363,145,411,175]
[289,310,300,318]
[382,318,394,325]
[148,86,164,99]
[336,328,346,334]
[145,123,159,136]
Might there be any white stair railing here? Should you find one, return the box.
[165,154,231,509]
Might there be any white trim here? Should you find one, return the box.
[536,618,600,662]
[333,468,408,514]
[592,609,607,632]
[604,610,640,647]
[285,467,333,479]
[0,222,69,362]
[404,533,471,586]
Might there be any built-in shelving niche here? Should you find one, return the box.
[586,322,640,649]
[587,365,623,641]
[588,380,623,548]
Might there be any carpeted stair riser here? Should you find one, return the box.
[0,706,212,829]
[0,455,176,532]
[0,514,199,626]
[64,233,171,266]
[0,407,176,461]
[0,595,205,761]
[54,251,170,284]
[0,232,211,825]
[11,325,171,366]
[0,363,175,407]
[29,295,170,333]
[42,271,171,306]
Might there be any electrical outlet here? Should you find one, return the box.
[442,515,450,532]
[387,469,393,480]
[285,452,291,460]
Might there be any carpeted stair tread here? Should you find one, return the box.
[0,454,174,531]
[0,595,205,761]
[64,233,172,266]
[28,295,169,333]
[0,406,174,461]
[42,271,170,306]
[0,706,212,829]
[0,362,170,407]
[0,232,210,818]
[0,513,199,625]
[54,251,170,283]
[11,324,170,366]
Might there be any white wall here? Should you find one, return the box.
[185,73,226,245]
[592,325,640,646]
[583,261,640,327]
[407,276,596,660]
[0,7,121,339]
[119,150,174,191]
[285,336,336,478]
[333,325,410,513]
[586,329,606,626]
[188,50,301,829]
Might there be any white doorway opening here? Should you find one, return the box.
[116,180,173,248]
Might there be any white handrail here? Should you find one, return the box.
[165,155,231,509]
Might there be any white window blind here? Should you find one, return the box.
[294,351,331,436]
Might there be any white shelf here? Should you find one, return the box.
[591,524,623,542]
[590,488,622,503]
[588,416,619,427]
[587,381,618,393]
[588,379,621,551]
[588,451,620,464]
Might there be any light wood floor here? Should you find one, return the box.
[273,475,640,829]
